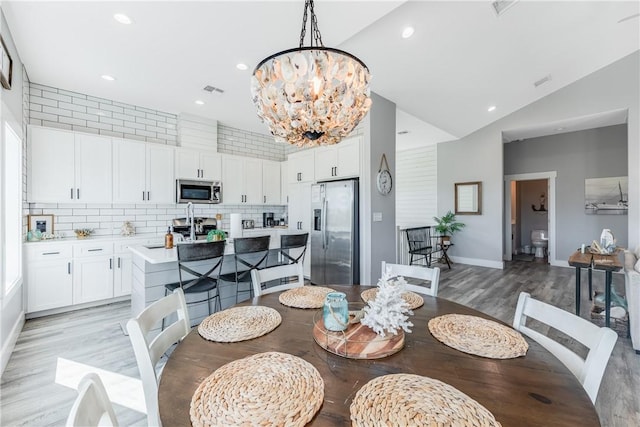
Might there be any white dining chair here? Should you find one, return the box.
[513,292,617,404]
[251,262,305,296]
[65,372,118,427]
[127,288,190,427]
[381,261,440,297]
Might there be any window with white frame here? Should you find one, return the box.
[3,121,22,296]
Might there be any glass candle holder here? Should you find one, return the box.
[323,292,349,331]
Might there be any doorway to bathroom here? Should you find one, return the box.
[504,171,557,265]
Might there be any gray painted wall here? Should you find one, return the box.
[1,9,25,368]
[438,51,639,267]
[364,92,397,283]
[506,125,628,258]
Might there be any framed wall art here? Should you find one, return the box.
[0,35,12,90]
[28,214,54,234]
[455,181,482,215]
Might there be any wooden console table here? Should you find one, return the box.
[568,250,623,327]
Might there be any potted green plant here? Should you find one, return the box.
[207,229,226,242]
[432,211,465,244]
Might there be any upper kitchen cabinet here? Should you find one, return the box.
[113,139,175,204]
[280,161,288,205]
[262,160,281,205]
[314,136,361,181]
[28,126,112,203]
[175,148,222,181]
[287,150,315,183]
[222,155,262,204]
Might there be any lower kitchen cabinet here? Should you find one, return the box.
[73,254,114,304]
[27,257,73,313]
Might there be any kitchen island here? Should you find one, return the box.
[128,230,300,329]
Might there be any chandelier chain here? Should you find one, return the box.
[298,0,324,49]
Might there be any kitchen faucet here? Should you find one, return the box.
[187,202,195,241]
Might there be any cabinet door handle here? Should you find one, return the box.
[77,188,80,199]
[264,195,266,203]
[117,257,121,268]
[142,191,146,201]
[88,248,103,252]
[70,188,74,199]
[43,251,60,255]
[109,258,113,269]
[147,191,150,200]
[68,262,71,274]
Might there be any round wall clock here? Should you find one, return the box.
[376,154,392,195]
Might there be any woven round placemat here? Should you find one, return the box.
[197,306,281,343]
[428,314,528,359]
[361,288,424,310]
[279,285,335,308]
[190,352,324,427]
[350,373,501,427]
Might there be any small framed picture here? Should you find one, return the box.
[28,214,54,234]
[0,35,12,90]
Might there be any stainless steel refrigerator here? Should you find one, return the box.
[310,179,359,285]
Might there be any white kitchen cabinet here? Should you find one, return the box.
[288,182,312,232]
[280,161,288,205]
[73,242,114,304]
[175,148,221,181]
[28,126,112,203]
[262,160,281,204]
[287,150,315,183]
[113,252,133,297]
[26,244,73,313]
[222,155,263,204]
[113,139,175,203]
[314,136,360,181]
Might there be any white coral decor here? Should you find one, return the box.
[361,272,414,337]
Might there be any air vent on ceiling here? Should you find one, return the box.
[491,0,519,16]
[397,130,409,135]
[203,85,224,94]
[534,74,552,88]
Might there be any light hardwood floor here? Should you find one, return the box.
[1,260,638,426]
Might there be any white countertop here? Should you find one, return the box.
[129,244,180,264]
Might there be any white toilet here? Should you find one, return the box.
[531,229,548,258]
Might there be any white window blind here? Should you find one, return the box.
[396,145,438,228]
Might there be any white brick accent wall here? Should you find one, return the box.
[28,83,178,145]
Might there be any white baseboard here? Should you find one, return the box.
[1,310,25,377]
[449,256,504,270]
[552,260,570,268]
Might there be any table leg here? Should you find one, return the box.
[574,267,581,315]
[588,268,592,301]
[605,271,612,328]
[442,248,452,269]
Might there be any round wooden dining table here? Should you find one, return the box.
[158,285,600,426]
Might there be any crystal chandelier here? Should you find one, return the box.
[251,0,372,147]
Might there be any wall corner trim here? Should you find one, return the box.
[1,310,25,376]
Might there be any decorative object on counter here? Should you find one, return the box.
[349,374,502,427]
[279,285,335,309]
[433,210,465,245]
[361,273,414,337]
[120,221,135,237]
[250,0,371,147]
[206,229,225,242]
[322,292,349,331]
[74,228,94,239]
[27,230,63,241]
[197,306,281,343]
[590,228,618,254]
[190,352,324,427]
[164,227,174,249]
[428,314,528,359]
[28,214,54,235]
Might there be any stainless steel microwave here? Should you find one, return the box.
[176,179,221,204]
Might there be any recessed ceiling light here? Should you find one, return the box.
[487,105,496,112]
[113,13,133,25]
[236,63,248,71]
[401,27,415,39]
[101,75,115,81]
[195,100,205,105]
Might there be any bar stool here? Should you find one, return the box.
[163,240,225,328]
[219,235,271,303]
[277,233,308,266]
